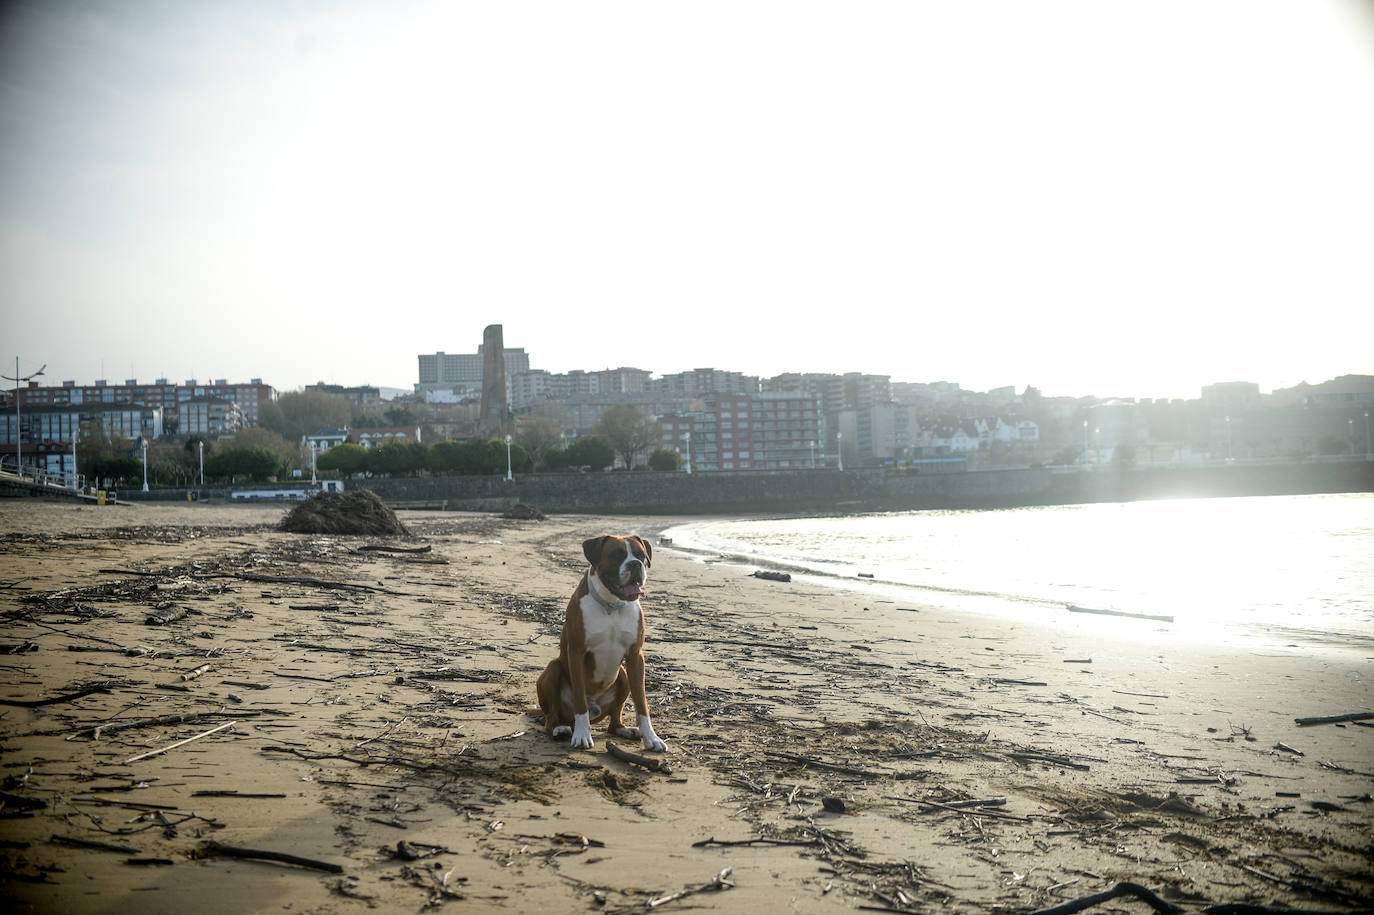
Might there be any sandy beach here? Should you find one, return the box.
[1,499,1370,914]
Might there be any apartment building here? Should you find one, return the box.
[651,368,760,397]
[417,347,530,395]
[176,379,274,426]
[179,397,246,438]
[306,382,382,412]
[0,402,164,476]
[656,391,822,471]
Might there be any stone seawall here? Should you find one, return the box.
[110,459,1374,513]
[343,459,1374,514]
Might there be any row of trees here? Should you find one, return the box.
[78,430,683,487]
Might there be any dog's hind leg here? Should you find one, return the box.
[605,667,641,738]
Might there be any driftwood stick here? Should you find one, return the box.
[767,750,894,779]
[692,836,823,848]
[1067,604,1174,623]
[1027,881,1184,915]
[201,840,343,873]
[77,710,220,740]
[51,834,139,855]
[124,722,234,764]
[1293,712,1374,727]
[228,572,397,594]
[1009,751,1091,771]
[885,796,1033,821]
[647,867,733,908]
[606,741,672,774]
[356,544,431,554]
[0,681,118,708]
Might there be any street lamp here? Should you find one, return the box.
[1082,419,1089,467]
[1365,411,1371,460]
[3,358,45,477]
[140,439,149,492]
[309,441,317,484]
[809,440,816,469]
[199,440,205,486]
[504,434,513,482]
[1226,416,1233,461]
[683,431,691,474]
[837,431,844,472]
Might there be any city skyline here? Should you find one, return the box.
[4,2,1373,401]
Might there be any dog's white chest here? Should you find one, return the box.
[579,594,639,684]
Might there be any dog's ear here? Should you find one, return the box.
[630,536,652,567]
[583,535,610,566]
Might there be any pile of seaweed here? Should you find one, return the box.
[279,489,411,537]
[503,503,546,521]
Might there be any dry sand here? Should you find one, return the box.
[0,499,1370,914]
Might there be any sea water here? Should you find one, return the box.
[662,492,1374,648]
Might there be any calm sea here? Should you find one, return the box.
[662,492,1374,648]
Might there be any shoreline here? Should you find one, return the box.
[658,497,1374,657]
[1,500,1371,913]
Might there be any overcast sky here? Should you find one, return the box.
[3,0,1372,401]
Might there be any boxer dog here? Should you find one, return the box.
[535,534,667,752]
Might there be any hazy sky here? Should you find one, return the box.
[3,1,1372,401]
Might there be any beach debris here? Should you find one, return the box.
[0,681,118,708]
[144,604,188,625]
[646,867,734,909]
[123,721,235,765]
[200,840,343,873]
[502,502,546,520]
[751,570,791,582]
[1025,880,1183,914]
[1273,741,1305,756]
[51,834,139,855]
[1067,604,1174,623]
[278,489,410,537]
[355,543,433,554]
[606,741,672,774]
[1293,712,1374,727]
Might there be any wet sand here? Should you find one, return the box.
[1,500,1370,913]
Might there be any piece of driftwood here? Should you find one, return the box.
[145,605,187,625]
[1009,751,1091,771]
[1273,741,1304,756]
[692,836,823,848]
[191,791,287,798]
[1293,712,1374,727]
[751,571,792,582]
[228,572,398,594]
[647,867,733,908]
[886,796,1033,822]
[767,750,897,780]
[72,710,266,740]
[356,544,432,554]
[1067,604,1174,623]
[124,721,234,764]
[51,834,139,855]
[607,741,672,774]
[0,681,116,708]
[0,791,47,812]
[180,664,212,681]
[1027,881,1184,914]
[201,840,343,873]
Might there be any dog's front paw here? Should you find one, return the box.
[611,725,641,739]
[570,713,593,750]
[551,725,571,739]
[637,714,666,753]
